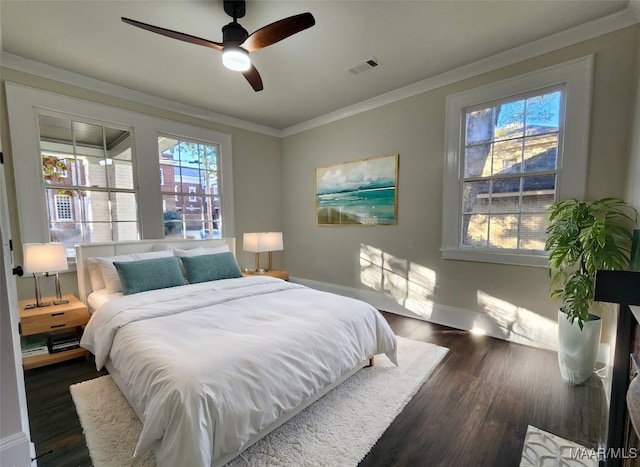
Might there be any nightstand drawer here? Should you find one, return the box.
[20,306,88,335]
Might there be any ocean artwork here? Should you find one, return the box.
[316,154,398,225]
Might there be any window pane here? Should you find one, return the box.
[39,114,138,247]
[522,174,556,196]
[490,189,521,215]
[50,221,83,243]
[88,222,115,243]
[463,214,488,247]
[495,99,525,140]
[488,214,519,249]
[464,143,493,177]
[523,135,557,173]
[47,188,83,243]
[42,154,72,185]
[111,192,137,222]
[492,138,523,175]
[525,91,561,136]
[519,213,548,250]
[163,194,184,238]
[159,135,222,239]
[463,181,490,213]
[491,177,522,199]
[465,107,495,145]
[108,159,134,190]
[113,222,139,241]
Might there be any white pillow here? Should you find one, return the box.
[95,250,173,293]
[173,247,207,257]
[86,258,106,291]
[202,245,231,255]
[173,245,230,257]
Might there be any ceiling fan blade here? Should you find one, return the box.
[242,65,264,92]
[241,12,315,53]
[122,17,224,51]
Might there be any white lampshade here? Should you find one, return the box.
[222,47,251,72]
[262,232,283,252]
[243,232,283,253]
[23,243,68,274]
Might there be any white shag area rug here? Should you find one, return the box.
[70,336,447,467]
[520,426,598,467]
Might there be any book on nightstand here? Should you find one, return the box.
[47,333,81,353]
[21,336,49,357]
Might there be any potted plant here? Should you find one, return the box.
[545,197,638,384]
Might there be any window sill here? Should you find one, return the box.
[441,248,549,268]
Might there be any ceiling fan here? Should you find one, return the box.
[122,0,315,92]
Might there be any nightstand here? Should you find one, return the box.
[18,294,89,370]
[243,269,289,281]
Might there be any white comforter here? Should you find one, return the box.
[81,276,397,467]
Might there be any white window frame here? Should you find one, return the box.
[5,83,235,245]
[442,56,593,267]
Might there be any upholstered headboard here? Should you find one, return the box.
[76,238,236,305]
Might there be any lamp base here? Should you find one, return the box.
[53,298,69,305]
[24,301,51,310]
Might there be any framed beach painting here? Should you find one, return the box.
[316,154,398,225]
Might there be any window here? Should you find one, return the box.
[159,136,222,239]
[188,186,197,202]
[6,83,235,253]
[39,114,139,247]
[54,194,72,221]
[443,57,592,267]
[461,88,561,251]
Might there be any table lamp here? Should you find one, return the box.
[23,243,69,308]
[243,232,284,272]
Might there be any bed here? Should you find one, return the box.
[77,238,397,467]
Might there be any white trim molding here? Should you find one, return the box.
[0,432,32,467]
[0,53,280,138]
[4,82,235,244]
[291,275,612,369]
[441,55,593,267]
[1,4,637,138]
[281,6,637,137]
[292,275,557,350]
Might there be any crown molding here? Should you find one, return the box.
[2,2,638,140]
[0,52,281,138]
[281,3,640,137]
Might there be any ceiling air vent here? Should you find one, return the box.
[346,57,382,75]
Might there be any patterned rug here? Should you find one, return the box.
[520,425,598,467]
[70,336,448,467]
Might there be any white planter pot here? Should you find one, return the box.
[557,309,602,385]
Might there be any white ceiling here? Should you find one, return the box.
[1,1,637,131]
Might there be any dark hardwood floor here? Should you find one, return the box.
[24,312,607,467]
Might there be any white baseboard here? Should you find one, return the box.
[0,432,32,467]
[293,276,566,350]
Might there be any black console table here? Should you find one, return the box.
[594,270,640,467]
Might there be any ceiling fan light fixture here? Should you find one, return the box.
[222,47,251,72]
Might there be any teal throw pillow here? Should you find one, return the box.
[113,256,187,295]
[180,252,243,284]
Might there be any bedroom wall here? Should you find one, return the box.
[0,67,284,300]
[281,25,640,353]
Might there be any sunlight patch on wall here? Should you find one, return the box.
[477,290,557,350]
[360,243,436,319]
